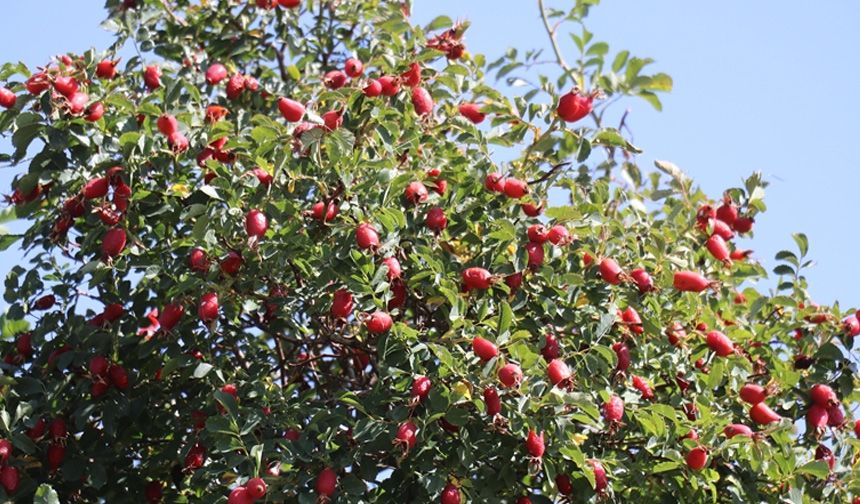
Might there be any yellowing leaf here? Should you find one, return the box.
[171,183,191,198]
[451,381,472,401]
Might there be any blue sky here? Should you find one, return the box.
[1,1,858,309]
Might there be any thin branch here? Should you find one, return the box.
[537,0,578,85]
[158,0,188,27]
[528,162,571,185]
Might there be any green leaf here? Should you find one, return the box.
[796,460,830,479]
[792,233,808,258]
[498,301,513,338]
[192,363,214,378]
[33,484,60,504]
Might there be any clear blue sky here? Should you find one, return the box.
[1,1,858,309]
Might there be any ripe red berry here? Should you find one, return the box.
[311,201,338,222]
[472,336,498,362]
[685,447,708,470]
[525,241,544,268]
[739,383,766,404]
[395,420,418,449]
[827,403,845,427]
[143,65,162,90]
[440,483,461,504]
[541,333,560,361]
[363,79,382,97]
[673,270,714,292]
[709,218,735,240]
[425,207,448,232]
[599,258,623,285]
[356,223,380,250]
[315,468,338,497]
[54,75,78,98]
[0,466,19,494]
[245,209,268,237]
[322,110,343,131]
[589,459,608,494]
[556,474,573,495]
[806,405,828,432]
[205,63,228,85]
[323,70,348,89]
[228,487,253,504]
[723,423,754,438]
[612,342,630,372]
[344,58,364,77]
[277,97,305,122]
[159,303,184,331]
[546,359,571,386]
[404,181,429,204]
[749,402,781,425]
[630,268,654,293]
[47,443,66,471]
[246,477,267,500]
[732,216,754,234]
[503,177,529,198]
[716,201,738,227]
[498,363,523,388]
[483,387,501,416]
[458,102,486,124]
[462,267,493,290]
[525,430,545,458]
[226,73,246,100]
[527,224,548,244]
[815,445,835,471]
[603,395,624,423]
[0,439,12,464]
[167,131,189,152]
[331,289,353,319]
[411,86,433,115]
[218,250,245,275]
[198,292,219,322]
[109,364,129,390]
[706,330,734,357]
[365,311,392,334]
[378,75,400,96]
[521,201,543,216]
[557,89,594,122]
[632,375,654,400]
[484,172,506,193]
[810,384,837,407]
[96,59,118,79]
[188,247,210,272]
[33,294,56,310]
[101,228,127,258]
[706,234,731,264]
[25,72,50,95]
[547,225,571,246]
[84,176,110,199]
[89,355,110,376]
[411,376,432,400]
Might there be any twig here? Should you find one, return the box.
[528,162,570,185]
[158,0,188,27]
[537,0,579,86]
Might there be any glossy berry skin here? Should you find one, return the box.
[246,477,267,500]
[425,207,448,232]
[589,459,608,493]
[481,387,502,417]
[205,63,228,85]
[686,447,708,470]
[599,258,623,285]
[806,405,828,432]
[462,267,493,290]
[525,242,544,268]
[546,359,571,386]
[749,402,781,425]
[706,330,735,357]
[228,487,253,504]
[101,228,127,258]
[525,430,545,458]
[556,474,573,495]
[395,421,418,449]
[315,468,338,497]
[96,59,118,79]
[0,87,17,109]
[673,271,713,292]
[440,483,461,504]
[810,384,837,407]
[355,223,380,250]
[458,102,486,123]
[484,172,506,193]
[706,234,731,264]
[411,86,433,115]
[498,363,523,388]
[198,292,219,322]
[0,466,19,494]
[723,423,754,438]
[739,383,767,404]
[472,336,498,361]
[344,58,364,77]
[363,79,382,97]
[143,65,162,90]
[603,395,624,422]
[331,289,353,319]
[547,225,571,245]
[159,303,184,331]
[411,376,432,400]
[365,311,392,334]
[245,209,268,237]
[540,333,560,361]
[612,342,630,372]
[378,75,400,96]
[277,97,305,122]
[630,268,654,293]
[557,89,594,122]
[323,70,348,89]
[404,181,429,204]
[503,178,529,198]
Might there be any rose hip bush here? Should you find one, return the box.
[0,0,858,502]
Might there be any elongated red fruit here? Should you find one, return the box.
[706,234,731,265]
[331,289,353,319]
[198,292,219,322]
[315,468,337,497]
[673,270,714,292]
[599,258,623,285]
[589,459,608,493]
[245,209,268,237]
[547,359,571,386]
[706,330,734,357]
[603,395,624,422]
[472,336,498,361]
[101,228,127,258]
[557,89,594,122]
[810,384,837,407]
[355,223,380,250]
[612,342,630,372]
[525,430,545,458]
[277,97,305,122]
[365,311,392,334]
[458,103,486,123]
[739,383,767,404]
[411,87,433,115]
[749,402,781,425]
[806,405,828,432]
[498,363,523,388]
[630,268,654,293]
[483,387,501,416]
[723,423,753,438]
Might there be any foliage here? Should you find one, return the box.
[0,0,857,502]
